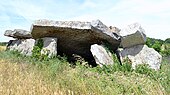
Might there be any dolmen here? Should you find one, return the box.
[4,20,162,70]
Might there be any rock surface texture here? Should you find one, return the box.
[109,26,120,35]
[119,45,162,70]
[120,23,146,48]
[31,19,121,63]
[7,39,35,56]
[4,29,32,39]
[90,44,114,66]
[41,37,57,58]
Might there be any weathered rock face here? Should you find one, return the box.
[119,45,162,70]
[41,37,57,58]
[31,19,121,64]
[4,29,32,39]
[90,44,114,66]
[120,23,146,48]
[4,30,14,37]
[7,39,35,56]
[109,26,120,35]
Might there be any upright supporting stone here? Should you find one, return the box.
[41,37,57,58]
[7,39,35,56]
[90,44,114,67]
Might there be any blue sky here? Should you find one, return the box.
[0,0,170,42]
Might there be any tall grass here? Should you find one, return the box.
[0,46,6,51]
[0,46,169,95]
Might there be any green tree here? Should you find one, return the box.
[145,37,164,52]
[165,38,170,44]
[146,37,152,47]
[152,41,161,52]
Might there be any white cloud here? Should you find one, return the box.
[74,0,169,40]
[0,0,170,42]
[10,1,46,21]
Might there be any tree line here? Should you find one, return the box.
[146,37,170,56]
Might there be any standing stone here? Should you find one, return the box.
[19,39,35,56]
[41,37,57,58]
[7,39,35,56]
[120,23,146,48]
[4,29,32,39]
[90,44,114,67]
[119,45,162,70]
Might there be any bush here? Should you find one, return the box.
[161,43,170,56]
[161,50,170,56]
[145,37,163,52]
[32,39,49,61]
[152,41,161,52]
[165,38,170,44]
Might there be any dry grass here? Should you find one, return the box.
[0,59,167,95]
[0,47,169,95]
[0,60,69,95]
[0,46,6,51]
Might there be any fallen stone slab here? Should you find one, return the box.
[4,29,32,39]
[90,44,114,67]
[7,39,35,56]
[119,23,146,48]
[119,45,162,70]
[31,19,121,64]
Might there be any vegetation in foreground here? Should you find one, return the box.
[0,46,170,95]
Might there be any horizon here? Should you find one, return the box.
[1,0,170,42]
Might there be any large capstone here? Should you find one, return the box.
[31,19,121,64]
[90,44,114,67]
[119,45,162,70]
[7,39,35,56]
[120,23,146,48]
[4,29,32,39]
[41,37,57,58]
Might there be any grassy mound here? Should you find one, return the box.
[0,46,169,95]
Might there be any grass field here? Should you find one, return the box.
[0,46,169,95]
[0,46,5,51]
